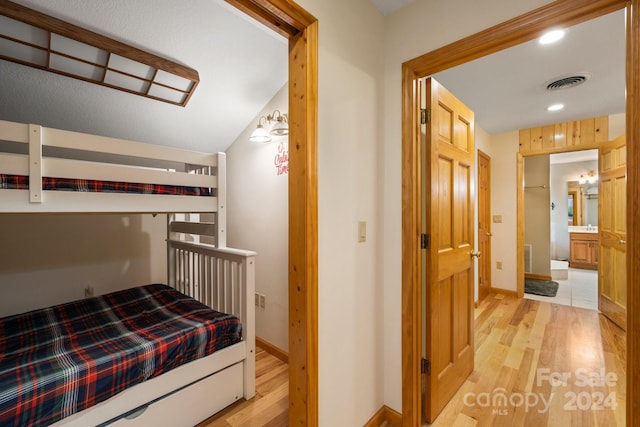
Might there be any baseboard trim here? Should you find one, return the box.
[525,273,553,281]
[363,405,402,427]
[256,336,289,363]
[491,287,518,298]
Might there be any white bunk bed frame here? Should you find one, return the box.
[0,119,256,426]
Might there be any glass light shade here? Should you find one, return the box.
[270,118,289,136]
[250,124,272,143]
[578,175,586,185]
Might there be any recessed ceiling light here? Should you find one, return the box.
[539,29,565,44]
[547,103,565,112]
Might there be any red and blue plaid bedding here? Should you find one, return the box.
[0,174,213,196]
[0,284,241,427]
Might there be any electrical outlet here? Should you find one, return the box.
[259,294,266,308]
[84,284,94,298]
[496,261,503,270]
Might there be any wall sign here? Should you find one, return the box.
[274,141,288,176]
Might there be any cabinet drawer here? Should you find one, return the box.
[110,362,244,426]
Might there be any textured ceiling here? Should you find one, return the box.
[0,0,288,154]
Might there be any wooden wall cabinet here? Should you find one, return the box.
[569,232,599,270]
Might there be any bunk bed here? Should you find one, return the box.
[0,119,256,426]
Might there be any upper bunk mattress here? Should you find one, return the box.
[0,284,242,427]
[0,174,213,196]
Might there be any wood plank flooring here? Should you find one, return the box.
[428,293,626,426]
[197,294,626,427]
[197,346,289,427]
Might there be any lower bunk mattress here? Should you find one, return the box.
[0,284,242,427]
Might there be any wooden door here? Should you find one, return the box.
[421,77,475,423]
[477,150,491,302]
[598,134,626,330]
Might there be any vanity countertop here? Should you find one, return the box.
[568,226,598,234]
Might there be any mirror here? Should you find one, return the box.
[567,181,598,226]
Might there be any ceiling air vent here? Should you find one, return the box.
[546,73,592,91]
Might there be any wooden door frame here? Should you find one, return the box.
[224,1,318,425]
[401,0,639,426]
[477,149,492,302]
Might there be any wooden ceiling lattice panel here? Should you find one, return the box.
[0,0,199,107]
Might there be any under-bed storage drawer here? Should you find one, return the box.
[109,362,244,426]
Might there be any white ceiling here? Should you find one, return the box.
[433,9,626,135]
[0,2,626,156]
[0,0,288,154]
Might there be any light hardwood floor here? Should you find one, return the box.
[428,293,626,426]
[197,294,626,427]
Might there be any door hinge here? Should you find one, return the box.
[420,108,431,125]
[421,358,431,375]
[421,233,430,249]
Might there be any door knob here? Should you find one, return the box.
[486,232,493,237]
[470,250,481,258]
[620,239,627,245]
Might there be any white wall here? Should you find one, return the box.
[524,155,551,276]
[293,0,385,424]
[226,84,289,352]
[487,131,520,293]
[0,214,166,317]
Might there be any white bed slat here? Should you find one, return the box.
[28,125,42,203]
[0,119,28,142]
[216,153,227,247]
[0,153,29,175]
[43,158,217,188]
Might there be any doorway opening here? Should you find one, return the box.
[522,149,601,310]
[401,1,637,425]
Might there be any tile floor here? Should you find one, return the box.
[524,260,598,311]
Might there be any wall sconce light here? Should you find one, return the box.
[578,170,598,185]
[249,110,288,143]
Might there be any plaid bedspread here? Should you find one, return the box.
[0,284,242,427]
[0,174,213,196]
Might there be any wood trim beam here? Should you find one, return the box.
[287,19,319,426]
[401,1,634,426]
[401,63,421,427]
[626,1,639,423]
[225,1,318,426]
[224,0,316,39]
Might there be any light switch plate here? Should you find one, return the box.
[358,221,367,243]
